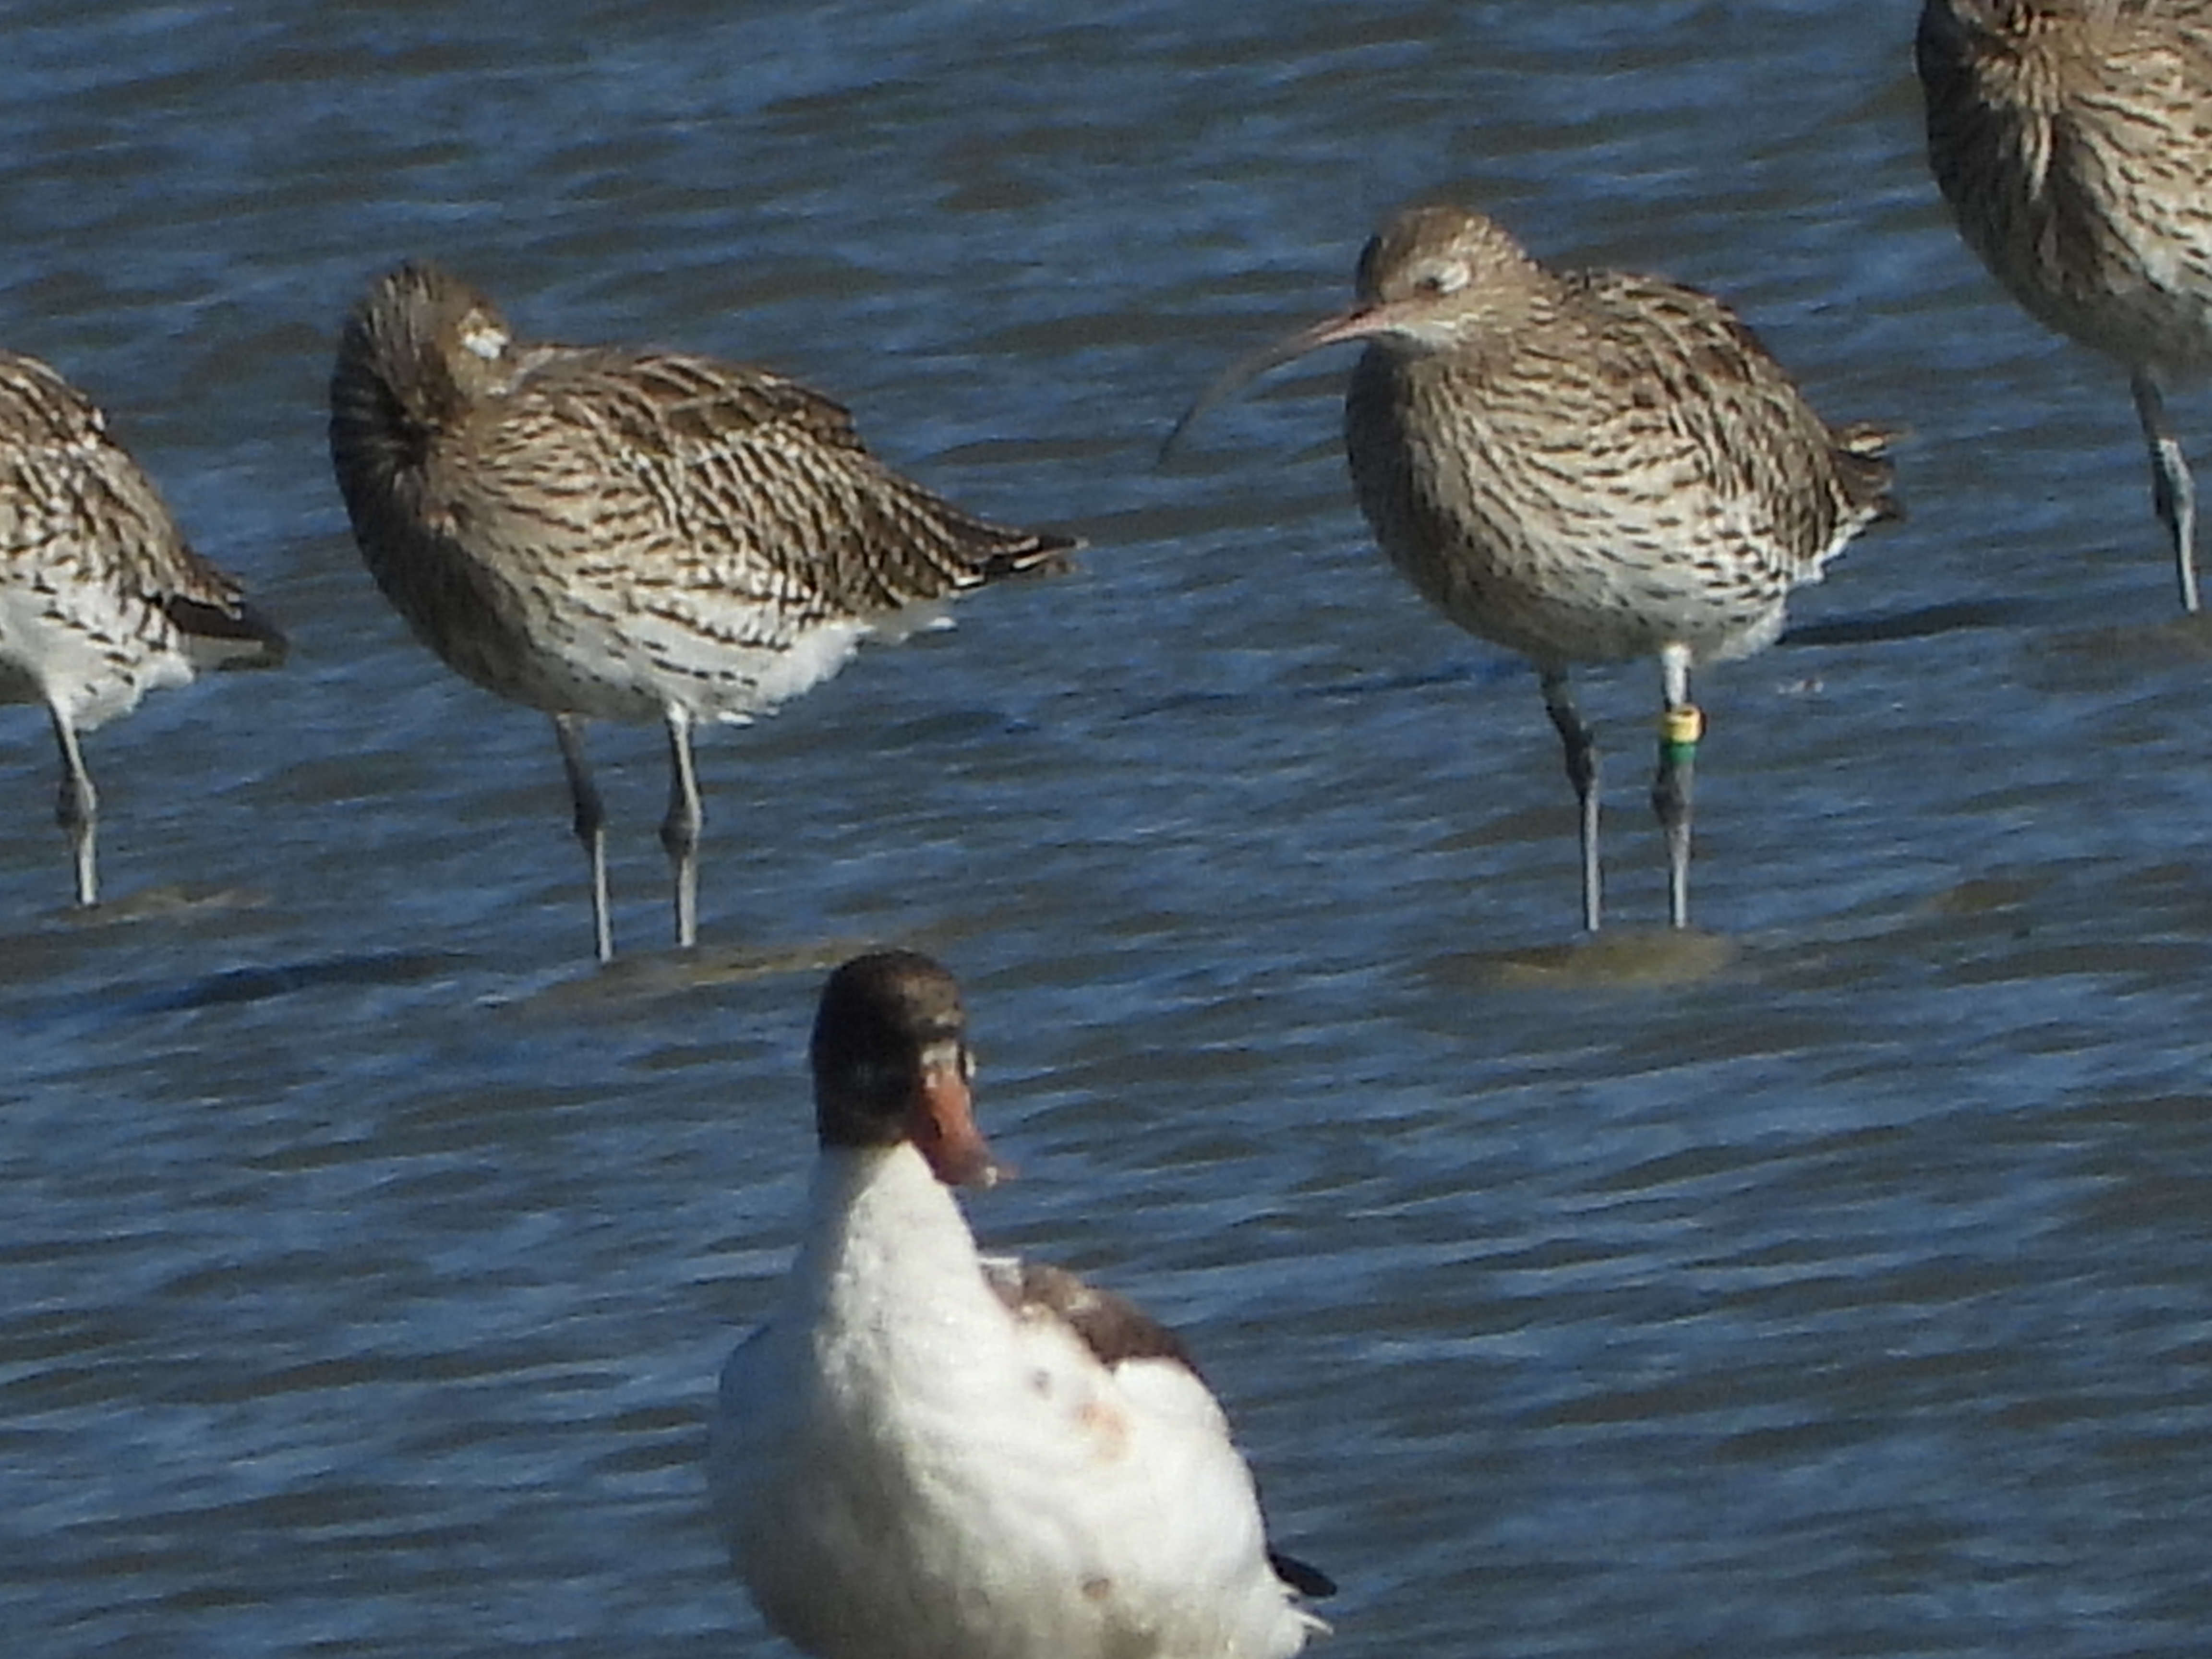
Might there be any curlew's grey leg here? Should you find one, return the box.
[2131,372,2200,613]
[1650,643,1699,931]
[1539,666,1602,932]
[48,704,96,907]
[553,714,614,964]
[660,704,702,951]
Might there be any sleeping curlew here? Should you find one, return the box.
[330,262,1071,962]
[0,350,284,909]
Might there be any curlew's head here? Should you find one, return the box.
[332,260,520,440]
[1923,0,2124,29]
[1339,203,1554,346]
[1162,203,1554,458]
[1916,1,2128,77]
[810,950,1009,1190]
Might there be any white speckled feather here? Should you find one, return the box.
[712,1144,1316,1659]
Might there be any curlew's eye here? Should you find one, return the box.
[1412,263,1469,298]
[459,317,508,361]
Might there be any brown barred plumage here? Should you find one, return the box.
[329,262,1071,962]
[1167,204,1896,932]
[1919,0,2212,610]
[0,350,284,908]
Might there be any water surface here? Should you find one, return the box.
[4,3,2211,1657]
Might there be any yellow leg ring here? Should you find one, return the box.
[1659,705,1704,746]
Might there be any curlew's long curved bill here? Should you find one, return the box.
[1158,301,1410,463]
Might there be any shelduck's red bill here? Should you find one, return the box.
[910,1064,1010,1189]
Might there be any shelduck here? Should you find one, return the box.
[709,950,1331,1659]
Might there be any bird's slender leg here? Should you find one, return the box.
[2132,371,2200,614]
[1651,643,1700,931]
[1539,666,1602,933]
[48,703,96,907]
[659,704,702,951]
[553,713,614,964]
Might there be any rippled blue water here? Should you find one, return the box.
[4,2,2212,1656]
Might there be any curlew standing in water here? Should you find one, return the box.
[0,350,285,909]
[329,262,1072,963]
[1918,0,2212,613]
[1166,204,1897,932]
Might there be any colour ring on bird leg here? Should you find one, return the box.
[1659,704,1704,761]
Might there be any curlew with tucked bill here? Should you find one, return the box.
[0,350,284,909]
[1918,0,2212,613]
[330,262,1072,962]
[1166,204,1897,932]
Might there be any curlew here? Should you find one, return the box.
[1918,0,2212,613]
[0,349,285,909]
[329,262,1072,962]
[710,950,1332,1659]
[1166,203,1897,932]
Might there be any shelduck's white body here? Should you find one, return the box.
[709,951,1323,1659]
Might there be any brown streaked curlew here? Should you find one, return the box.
[329,261,1072,963]
[1165,203,1898,932]
[1918,0,2212,612]
[0,349,285,909]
